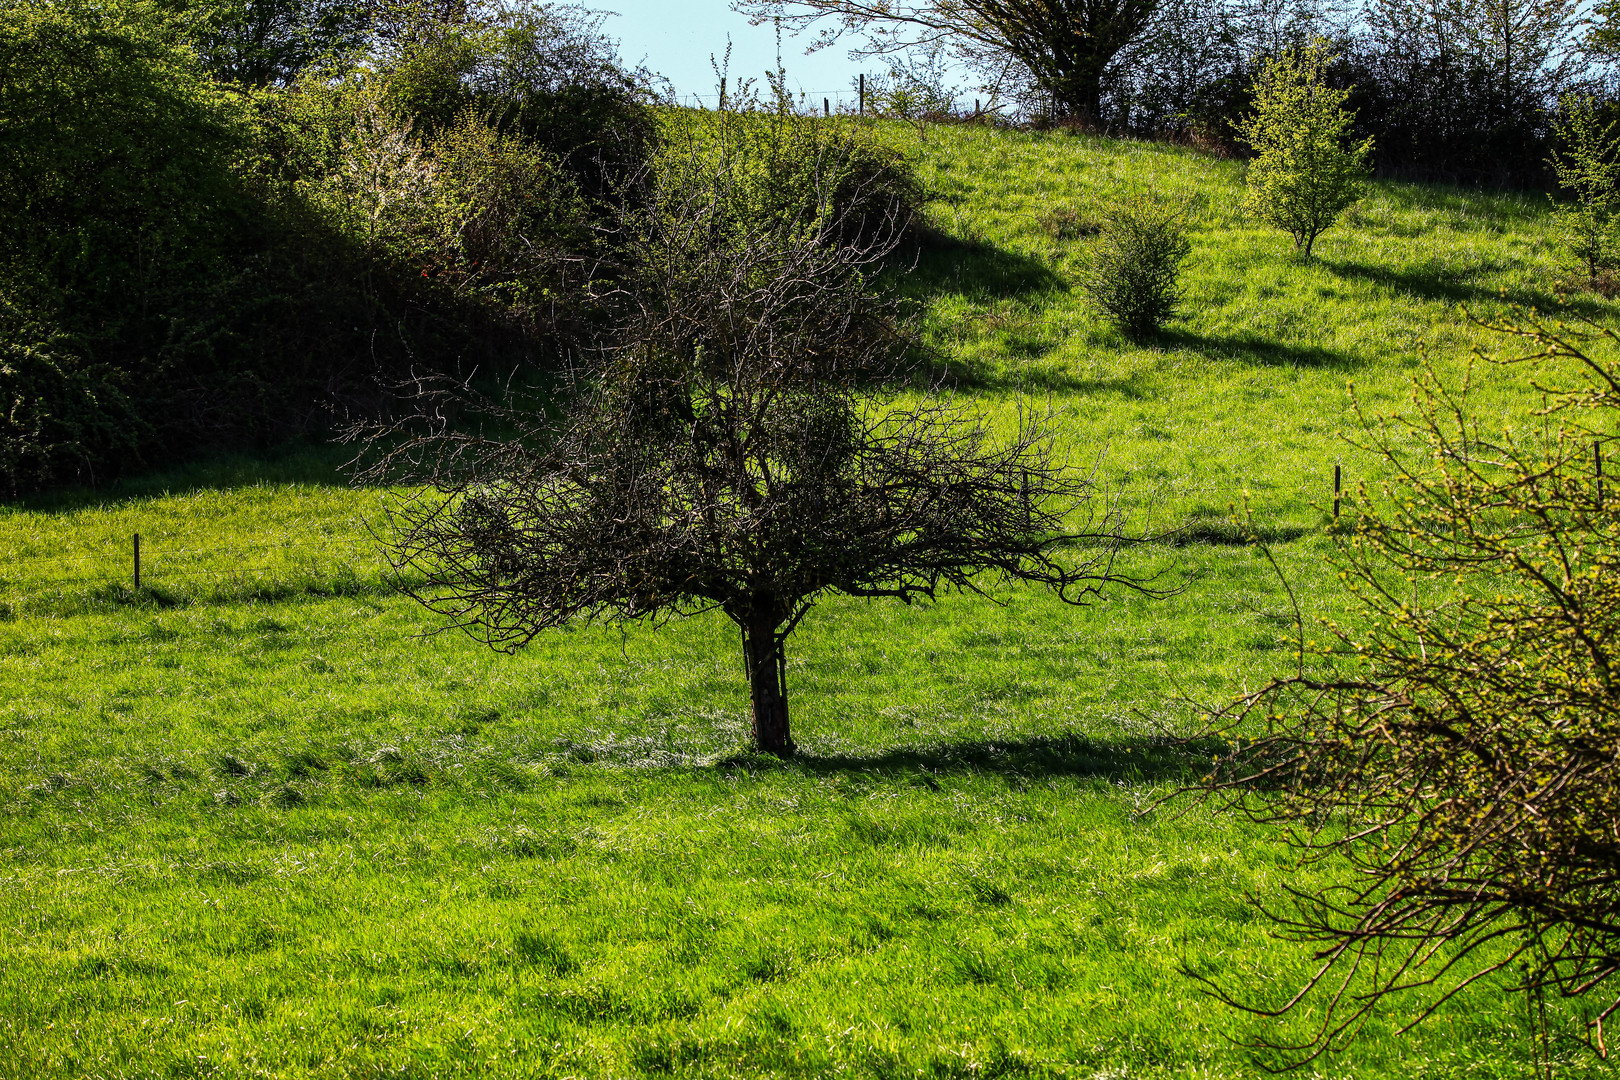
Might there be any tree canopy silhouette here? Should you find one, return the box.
[739,0,1158,126]
[358,124,1158,755]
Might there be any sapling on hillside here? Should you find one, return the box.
[1549,94,1620,294]
[1079,193,1191,339]
[1235,41,1372,258]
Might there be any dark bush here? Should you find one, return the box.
[1338,45,1550,187]
[0,311,146,495]
[658,109,924,255]
[0,0,267,489]
[1098,12,1566,188]
[0,0,653,494]
[374,2,655,203]
[1079,195,1191,339]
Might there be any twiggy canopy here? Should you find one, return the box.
[358,121,1155,755]
[739,0,1158,125]
[1193,314,1620,1067]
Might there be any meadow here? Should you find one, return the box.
[1,122,1614,1078]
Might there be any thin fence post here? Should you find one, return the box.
[133,532,141,589]
[824,97,830,117]
[859,74,865,116]
[1333,464,1342,520]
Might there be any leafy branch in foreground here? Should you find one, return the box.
[1193,312,1620,1069]
[356,130,1163,756]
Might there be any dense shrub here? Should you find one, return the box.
[0,0,264,489]
[188,0,371,87]
[657,108,924,254]
[1337,46,1551,187]
[0,0,652,494]
[1078,195,1191,339]
[0,304,146,494]
[372,3,655,202]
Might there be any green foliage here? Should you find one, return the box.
[371,1,654,200]
[187,0,369,86]
[0,127,1612,1078]
[277,87,589,328]
[657,108,923,251]
[0,304,146,495]
[0,0,259,492]
[1590,0,1620,56]
[1078,194,1191,339]
[1549,95,1620,293]
[0,0,649,494]
[1234,41,1373,258]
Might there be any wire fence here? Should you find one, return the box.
[2,534,391,603]
[0,470,1352,609]
[673,88,863,109]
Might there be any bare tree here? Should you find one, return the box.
[1193,312,1620,1069]
[357,125,1158,755]
[1364,0,1583,109]
[739,0,1160,126]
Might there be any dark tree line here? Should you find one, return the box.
[752,0,1612,186]
[0,0,653,493]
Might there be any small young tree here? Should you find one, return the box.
[1079,193,1191,339]
[359,138,1158,757]
[1234,41,1372,258]
[1550,95,1620,294]
[1194,313,1620,1067]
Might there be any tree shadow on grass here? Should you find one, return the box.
[1324,259,1616,319]
[900,232,1067,302]
[1367,180,1544,225]
[931,357,1163,395]
[1159,328,1361,369]
[12,441,358,513]
[1162,520,1314,546]
[725,732,1228,784]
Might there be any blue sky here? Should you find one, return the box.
[597,0,869,106]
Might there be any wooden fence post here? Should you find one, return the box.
[133,532,141,589]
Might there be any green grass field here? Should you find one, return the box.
[2,123,1614,1078]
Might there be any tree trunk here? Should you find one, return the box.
[741,615,794,757]
[1047,67,1106,130]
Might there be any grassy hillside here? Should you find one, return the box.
[0,124,1612,1078]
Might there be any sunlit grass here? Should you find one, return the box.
[0,124,1607,1077]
